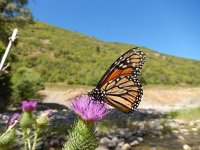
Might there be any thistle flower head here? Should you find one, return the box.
[8,113,20,126]
[72,95,109,121]
[22,100,37,111]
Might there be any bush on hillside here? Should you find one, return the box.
[11,67,44,102]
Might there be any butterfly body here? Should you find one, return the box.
[88,47,146,113]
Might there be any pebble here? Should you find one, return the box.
[100,137,111,145]
[177,135,185,141]
[49,139,59,147]
[108,137,118,148]
[95,146,109,150]
[130,140,139,146]
[183,144,192,150]
[121,143,131,150]
[1,109,200,150]
[118,141,125,147]
[137,137,143,142]
[167,121,179,129]
[191,128,198,131]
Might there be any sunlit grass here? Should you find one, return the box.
[44,82,93,91]
[167,107,200,121]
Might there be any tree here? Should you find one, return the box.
[0,0,32,43]
[0,0,33,109]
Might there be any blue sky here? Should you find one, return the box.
[29,0,200,60]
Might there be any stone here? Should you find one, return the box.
[130,140,139,146]
[123,132,132,140]
[49,139,59,147]
[191,128,198,131]
[108,137,118,148]
[118,141,125,147]
[183,144,192,150]
[177,135,185,141]
[112,137,119,144]
[172,130,179,134]
[100,137,111,145]
[137,137,143,142]
[121,143,131,150]
[95,146,109,150]
[119,130,126,137]
[167,121,179,129]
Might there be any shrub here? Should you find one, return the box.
[11,67,44,102]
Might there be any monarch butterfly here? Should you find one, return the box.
[88,47,146,113]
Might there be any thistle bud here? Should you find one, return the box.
[36,110,52,129]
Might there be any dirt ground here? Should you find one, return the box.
[39,85,200,111]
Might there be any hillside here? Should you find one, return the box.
[0,22,200,85]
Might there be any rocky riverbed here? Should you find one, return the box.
[0,106,200,150]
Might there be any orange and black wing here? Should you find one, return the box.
[101,76,143,113]
[97,47,146,113]
[97,47,145,88]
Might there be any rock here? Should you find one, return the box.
[183,144,192,150]
[121,143,131,150]
[177,135,185,141]
[130,140,139,146]
[137,137,143,142]
[100,137,111,145]
[167,121,179,129]
[119,130,126,137]
[138,122,145,130]
[191,128,198,131]
[108,137,118,148]
[95,146,109,150]
[118,141,125,147]
[189,122,194,126]
[112,137,119,143]
[172,130,179,134]
[36,141,43,149]
[49,139,59,147]
[123,132,132,140]
[179,129,189,135]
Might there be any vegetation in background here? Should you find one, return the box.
[0,22,199,86]
[0,0,32,44]
[167,107,200,121]
[11,67,44,102]
[0,0,33,108]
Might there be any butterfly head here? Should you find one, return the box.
[88,88,105,102]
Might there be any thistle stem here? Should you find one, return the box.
[22,131,28,150]
[31,128,39,150]
[27,129,31,150]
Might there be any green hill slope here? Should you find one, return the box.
[1,22,200,85]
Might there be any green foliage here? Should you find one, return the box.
[167,107,200,121]
[1,22,200,86]
[0,73,12,109]
[19,111,36,129]
[11,67,44,101]
[0,0,32,44]
[0,128,16,149]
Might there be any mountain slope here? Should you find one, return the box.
[1,22,200,85]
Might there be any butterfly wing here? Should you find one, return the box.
[101,75,143,113]
[96,47,146,113]
[97,47,145,88]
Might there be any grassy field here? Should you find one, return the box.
[167,107,200,121]
[1,21,200,86]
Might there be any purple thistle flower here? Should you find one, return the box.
[72,95,109,121]
[22,100,37,111]
[8,113,20,125]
